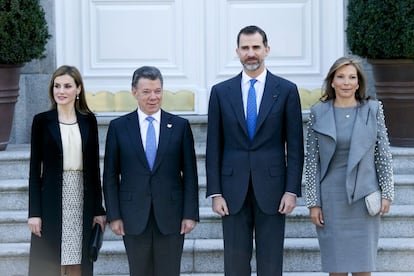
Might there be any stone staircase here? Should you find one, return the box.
[1,115,414,276]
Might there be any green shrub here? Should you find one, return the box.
[346,0,414,59]
[0,0,51,64]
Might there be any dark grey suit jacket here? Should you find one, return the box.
[103,109,199,235]
[206,70,304,214]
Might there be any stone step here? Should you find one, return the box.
[391,147,414,175]
[391,174,414,205]
[106,274,414,276]
[1,238,413,275]
[2,205,413,243]
[0,144,206,180]
[0,144,30,180]
[0,179,27,211]
[79,237,414,274]
[198,173,414,207]
[1,173,412,214]
[2,144,414,180]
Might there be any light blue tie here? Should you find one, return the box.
[246,79,258,140]
[145,116,156,170]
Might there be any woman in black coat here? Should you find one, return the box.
[28,65,106,276]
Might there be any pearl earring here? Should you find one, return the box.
[76,94,79,100]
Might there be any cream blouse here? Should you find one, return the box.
[59,122,83,171]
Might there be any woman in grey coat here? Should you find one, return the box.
[304,56,394,276]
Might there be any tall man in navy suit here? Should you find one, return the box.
[103,66,199,276]
[206,25,304,276]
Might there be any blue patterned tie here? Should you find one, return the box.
[246,79,258,140]
[145,116,156,170]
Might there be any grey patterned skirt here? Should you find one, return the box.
[61,170,84,265]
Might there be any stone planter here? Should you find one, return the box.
[369,59,414,147]
[0,64,22,151]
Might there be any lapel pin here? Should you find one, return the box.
[167,123,172,128]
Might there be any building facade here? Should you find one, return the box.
[11,0,370,144]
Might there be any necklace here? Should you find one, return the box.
[59,120,77,125]
[334,105,355,119]
[58,113,77,125]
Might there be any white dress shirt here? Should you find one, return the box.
[137,108,161,150]
[241,70,267,116]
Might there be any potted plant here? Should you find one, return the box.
[346,0,414,147]
[0,0,50,150]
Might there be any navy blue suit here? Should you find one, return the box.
[103,109,199,276]
[206,70,304,275]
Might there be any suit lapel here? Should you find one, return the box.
[255,72,280,133]
[225,72,282,140]
[226,74,250,138]
[152,111,174,172]
[125,111,150,169]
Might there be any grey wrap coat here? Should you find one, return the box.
[305,99,394,207]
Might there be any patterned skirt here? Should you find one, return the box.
[61,170,84,265]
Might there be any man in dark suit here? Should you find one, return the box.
[103,66,199,276]
[206,25,304,276]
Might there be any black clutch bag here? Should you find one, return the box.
[88,223,103,262]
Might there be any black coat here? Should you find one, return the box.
[28,109,105,276]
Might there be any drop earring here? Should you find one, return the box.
[76,94,79,100]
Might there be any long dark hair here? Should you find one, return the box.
[48,65,92,114]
